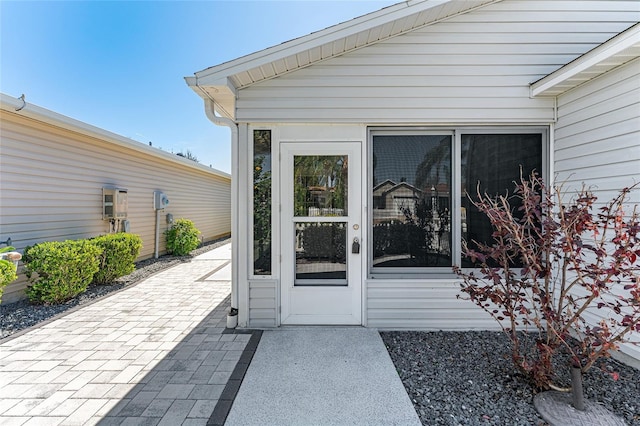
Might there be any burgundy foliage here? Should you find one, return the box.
[453,173,640,390]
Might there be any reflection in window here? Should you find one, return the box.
[372,135,452,268]
[253,130,271,275]
[294,155,348,217]
[461,134,542,267]
[295,222,347,284]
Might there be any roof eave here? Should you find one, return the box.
[191,0,501,90]
[0,93,231,179]
[531,23,640,97]
[192,0,439,85]
[185,76,237,121]
[186,0,503,118]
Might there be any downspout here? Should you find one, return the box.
[203,98,240,322]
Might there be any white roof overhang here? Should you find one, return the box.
[186,0,502,120]
[531,22,640,98]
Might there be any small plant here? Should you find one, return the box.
[165,219,201,256]
[0,246,19,304]
[454,172,640,392]
[23,240,102,304]
[91,233,143,284]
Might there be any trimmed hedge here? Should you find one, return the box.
[165,219,201,256]
[91,233,143,285]
[23,240,101,304]
[0,255,18,305]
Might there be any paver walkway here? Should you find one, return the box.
[0,243,245,426]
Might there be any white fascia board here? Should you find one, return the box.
[185,76,197,88]
[0,93,231,180]
[531,23,640,97]
[193,0,448,86]
[186,76,237,94]
[185,76,237,119]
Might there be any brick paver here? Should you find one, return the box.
[0,244,244,425]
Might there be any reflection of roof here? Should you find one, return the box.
[373,179,396,192]
[374,180,423,198]
[308,186,336,194]
[374,180,451,198]
[384,182,422,197]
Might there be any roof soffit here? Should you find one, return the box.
[192,0,501,91]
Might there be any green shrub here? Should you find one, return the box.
[0,246,19,304]
[91,233,143,285]
[165,219,201,256]
[23,240,101,304]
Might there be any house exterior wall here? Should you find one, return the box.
[225,1,640,349]
[0,102,231,304]
[248,280,278,328]
[236,1,637,124]
[240,123,502,330]
[554,58,640,202]
[553,58,640,363]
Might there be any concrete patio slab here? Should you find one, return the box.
[224,327,421,426]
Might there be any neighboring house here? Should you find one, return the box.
[373,180,421,221]
[186,1,640,363]
[0,93,231,304]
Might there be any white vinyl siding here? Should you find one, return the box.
[366,280,497,329]
[0,108,231,304]
[236,1,637,124]
[554,58,640,203]
[248,280,277,327]
[553,58,640,363]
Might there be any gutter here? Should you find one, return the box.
[202,97,240,325]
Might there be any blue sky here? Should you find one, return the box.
[1,1,397,173]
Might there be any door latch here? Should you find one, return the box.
[352,237,360,254]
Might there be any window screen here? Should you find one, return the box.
[460,133,543,267]
[253,130,272,275]
[372,134,452,268]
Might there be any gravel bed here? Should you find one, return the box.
[0,237,230,340]
[381,331,640,426]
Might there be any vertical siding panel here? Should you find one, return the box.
[0,109,231,304]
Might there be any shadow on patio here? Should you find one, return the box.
[97,294,260,426]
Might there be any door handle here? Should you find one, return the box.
[352,237,360,254]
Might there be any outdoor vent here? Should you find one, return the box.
[103,187,128,220]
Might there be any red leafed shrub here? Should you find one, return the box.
[453,172,640,390]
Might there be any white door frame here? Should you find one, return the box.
[280,141,362,325]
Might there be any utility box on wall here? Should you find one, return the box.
[103,187,128,220]
[154,191,170,210]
